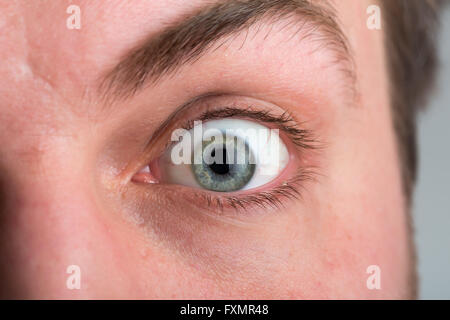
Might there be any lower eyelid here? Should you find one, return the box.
[135,165,315,218]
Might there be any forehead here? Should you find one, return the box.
[0,0,375,121]
[0,1,204,109]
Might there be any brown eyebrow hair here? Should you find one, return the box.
[99,0,354,103]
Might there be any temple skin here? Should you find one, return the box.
[0,0,411,299]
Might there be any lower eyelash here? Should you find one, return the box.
[195,168,319,214]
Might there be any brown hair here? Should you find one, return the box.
[381,0,445,298]
[381,0,444,201]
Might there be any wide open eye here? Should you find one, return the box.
[154,119,289,192]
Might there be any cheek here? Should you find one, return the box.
[309,103,411,298]
[308,188,409,299]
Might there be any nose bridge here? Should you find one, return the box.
[0,130,100,298]
[0,4,129,298]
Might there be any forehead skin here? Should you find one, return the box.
[0,0,411,299]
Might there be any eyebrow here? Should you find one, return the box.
[99,0,354,103]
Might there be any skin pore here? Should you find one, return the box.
[0,0,412,298]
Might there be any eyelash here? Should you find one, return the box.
[197,169,317,213]
[138,105,319,214]
[184,106,316,150]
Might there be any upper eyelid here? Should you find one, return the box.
[138,95,321,172]
[144,92,312,150]
[142,92,225,150]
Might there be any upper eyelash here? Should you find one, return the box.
[183,106,318,150]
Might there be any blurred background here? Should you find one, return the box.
[414,4,450,299]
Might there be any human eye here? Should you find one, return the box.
[131,95,319,215]
[156,117,290,192]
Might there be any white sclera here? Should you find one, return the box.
[160,119,289,191]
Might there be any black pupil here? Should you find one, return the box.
[209,147,229,175]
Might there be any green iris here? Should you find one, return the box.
[192,135,255,192]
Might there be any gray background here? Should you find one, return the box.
[414,5,450,300]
